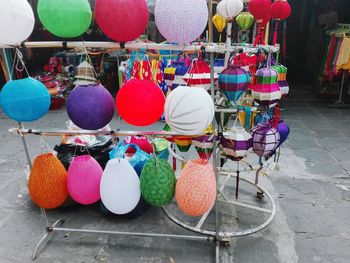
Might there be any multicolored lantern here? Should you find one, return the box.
[249,0,272,45]
[251,123,280,157]
[271,0,291,45]
[95,0,149,42]
[219,65,250,104]
[192,135,216,160]
[165,86,215,135]
[182,60,218,90]
[37,0,92,38]
[217,0,244,19]
[277,120,290,147]
[155,0,208,44]
[212,14,227,42]
[67,84,115,130]
[164,62,188,90]
[116,79,165,127]
[221,128,253,160]
[0,0,35,45]
[272,64,289,98]
[0,78,51,122]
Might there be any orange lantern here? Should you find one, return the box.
[28,153,68,209]
[175,159,217,217]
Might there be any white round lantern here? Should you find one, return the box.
[221,127,253,160]
[217,0,244,19]
[0,0,35,45]
[165,86,215,135]
[155,0,208,44]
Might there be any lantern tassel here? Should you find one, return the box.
[273,20,279,45]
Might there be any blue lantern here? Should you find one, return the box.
[0,78,51,122]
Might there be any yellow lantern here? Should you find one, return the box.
[212,14,227,42]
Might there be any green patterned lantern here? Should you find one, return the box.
[140,158,176,207]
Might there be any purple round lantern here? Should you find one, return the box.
[277,120,290,147]
[67,84,115,130]
[251,123,280,157]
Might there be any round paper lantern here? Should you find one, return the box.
[182,60,219,90]
[248,0,272,24]
[251,123,280,157]
[100,159,141,215]
[140,158,176,206]
[116,79,165,126]
[123,136,153,154]
[0,0,34,45]
[67,155,103,205]
[0,78,50,122]
[212,14,227,33]
[165,86,215,135]
[164,62,188,90]
[277,120,290,147]
[176,159,217,217]
[272,64,289,98]
[236,12,255,31]
[37,0,92,38]
[271,0,291,20]
[67,84,114,130]
[221,128,253,160]
[217,0,244,19]
[28,153,68,209]
[155,0,208,44]
[219,65,250,103]
[95,0,149,42]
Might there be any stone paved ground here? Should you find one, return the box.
[0,91,349,263]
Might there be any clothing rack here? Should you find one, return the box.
[3,41,279,262]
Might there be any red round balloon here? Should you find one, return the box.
[271,0,291,20]
[116,79,165,126]
[249,0,272,25]
[95,0,149,42]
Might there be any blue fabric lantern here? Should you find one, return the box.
[0,77,50,122]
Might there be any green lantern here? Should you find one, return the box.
[140,158,176,207]
[236,12,255,31]
[38,0,92,38]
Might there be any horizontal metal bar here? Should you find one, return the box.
[52,227,214,242]
[218,198,272,214]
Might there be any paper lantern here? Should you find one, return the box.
[165,86,215,135]
[193,135,216,160]
[155,0,208,44]
[251,66,281,106]
[272,64,289,98]
[37,0,92,38]
[140,158,176,206]
[95,0,149,42]
[219,65,250,104]
[212,14,227,33]
[0,0,35,45]
[251,123,280,157]
[236,12,255,31]
[123,136,153,154]
[67,155,103,205]
[182,60,218,90]
[221,128,253,160]
[100,159,141,215]
[164,62,188,90]
[217,0,244,19]
[249,0,271,45]
[116,79,165,126]
[67,84,115,130]
[0,78,50,122]
[271,0,291,20]
[174,137,193,153]
[28,153,68,209]
[176,159,217,217]
[277,120,290,147]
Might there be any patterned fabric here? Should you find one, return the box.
[251,123,280,157]
[183,60,218,90]
[164,61,188,90]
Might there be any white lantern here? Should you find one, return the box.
[217,0,244,19]
[0,0,35,45]
[100,159,141,215]
[221,127,253,159]
[165,86,215,135]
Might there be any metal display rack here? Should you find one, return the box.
[3,41,280,262]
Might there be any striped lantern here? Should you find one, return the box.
[251,123,280,157]
[219,65,250,103]
[272,64,289,98]
[192,135,216,160]
[182,60,218,90]
[251,65,282,107]
[164,61,188,90]
[221,128,253,160]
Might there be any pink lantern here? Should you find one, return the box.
[67,155,103,205]
[182,60,218,90]
[95,0,149,42]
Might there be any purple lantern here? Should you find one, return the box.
[67,84,115,130]
[221,128,253,160]
[277,120,290,147]
[251,123,280,157]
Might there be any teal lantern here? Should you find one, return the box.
[0,77,51,122]
[37,0,92,38]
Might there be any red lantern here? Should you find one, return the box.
[116,79,165,127]
[271,0,291,45]
[249,0,272,46]
[95,0,149,42]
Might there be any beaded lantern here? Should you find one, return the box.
[221,127,253,160]
[251,123,280,157]
[164,62,188,90]
[219,65,251,104]
[182,60,218,90]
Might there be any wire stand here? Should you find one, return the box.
[328,71,350,109]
